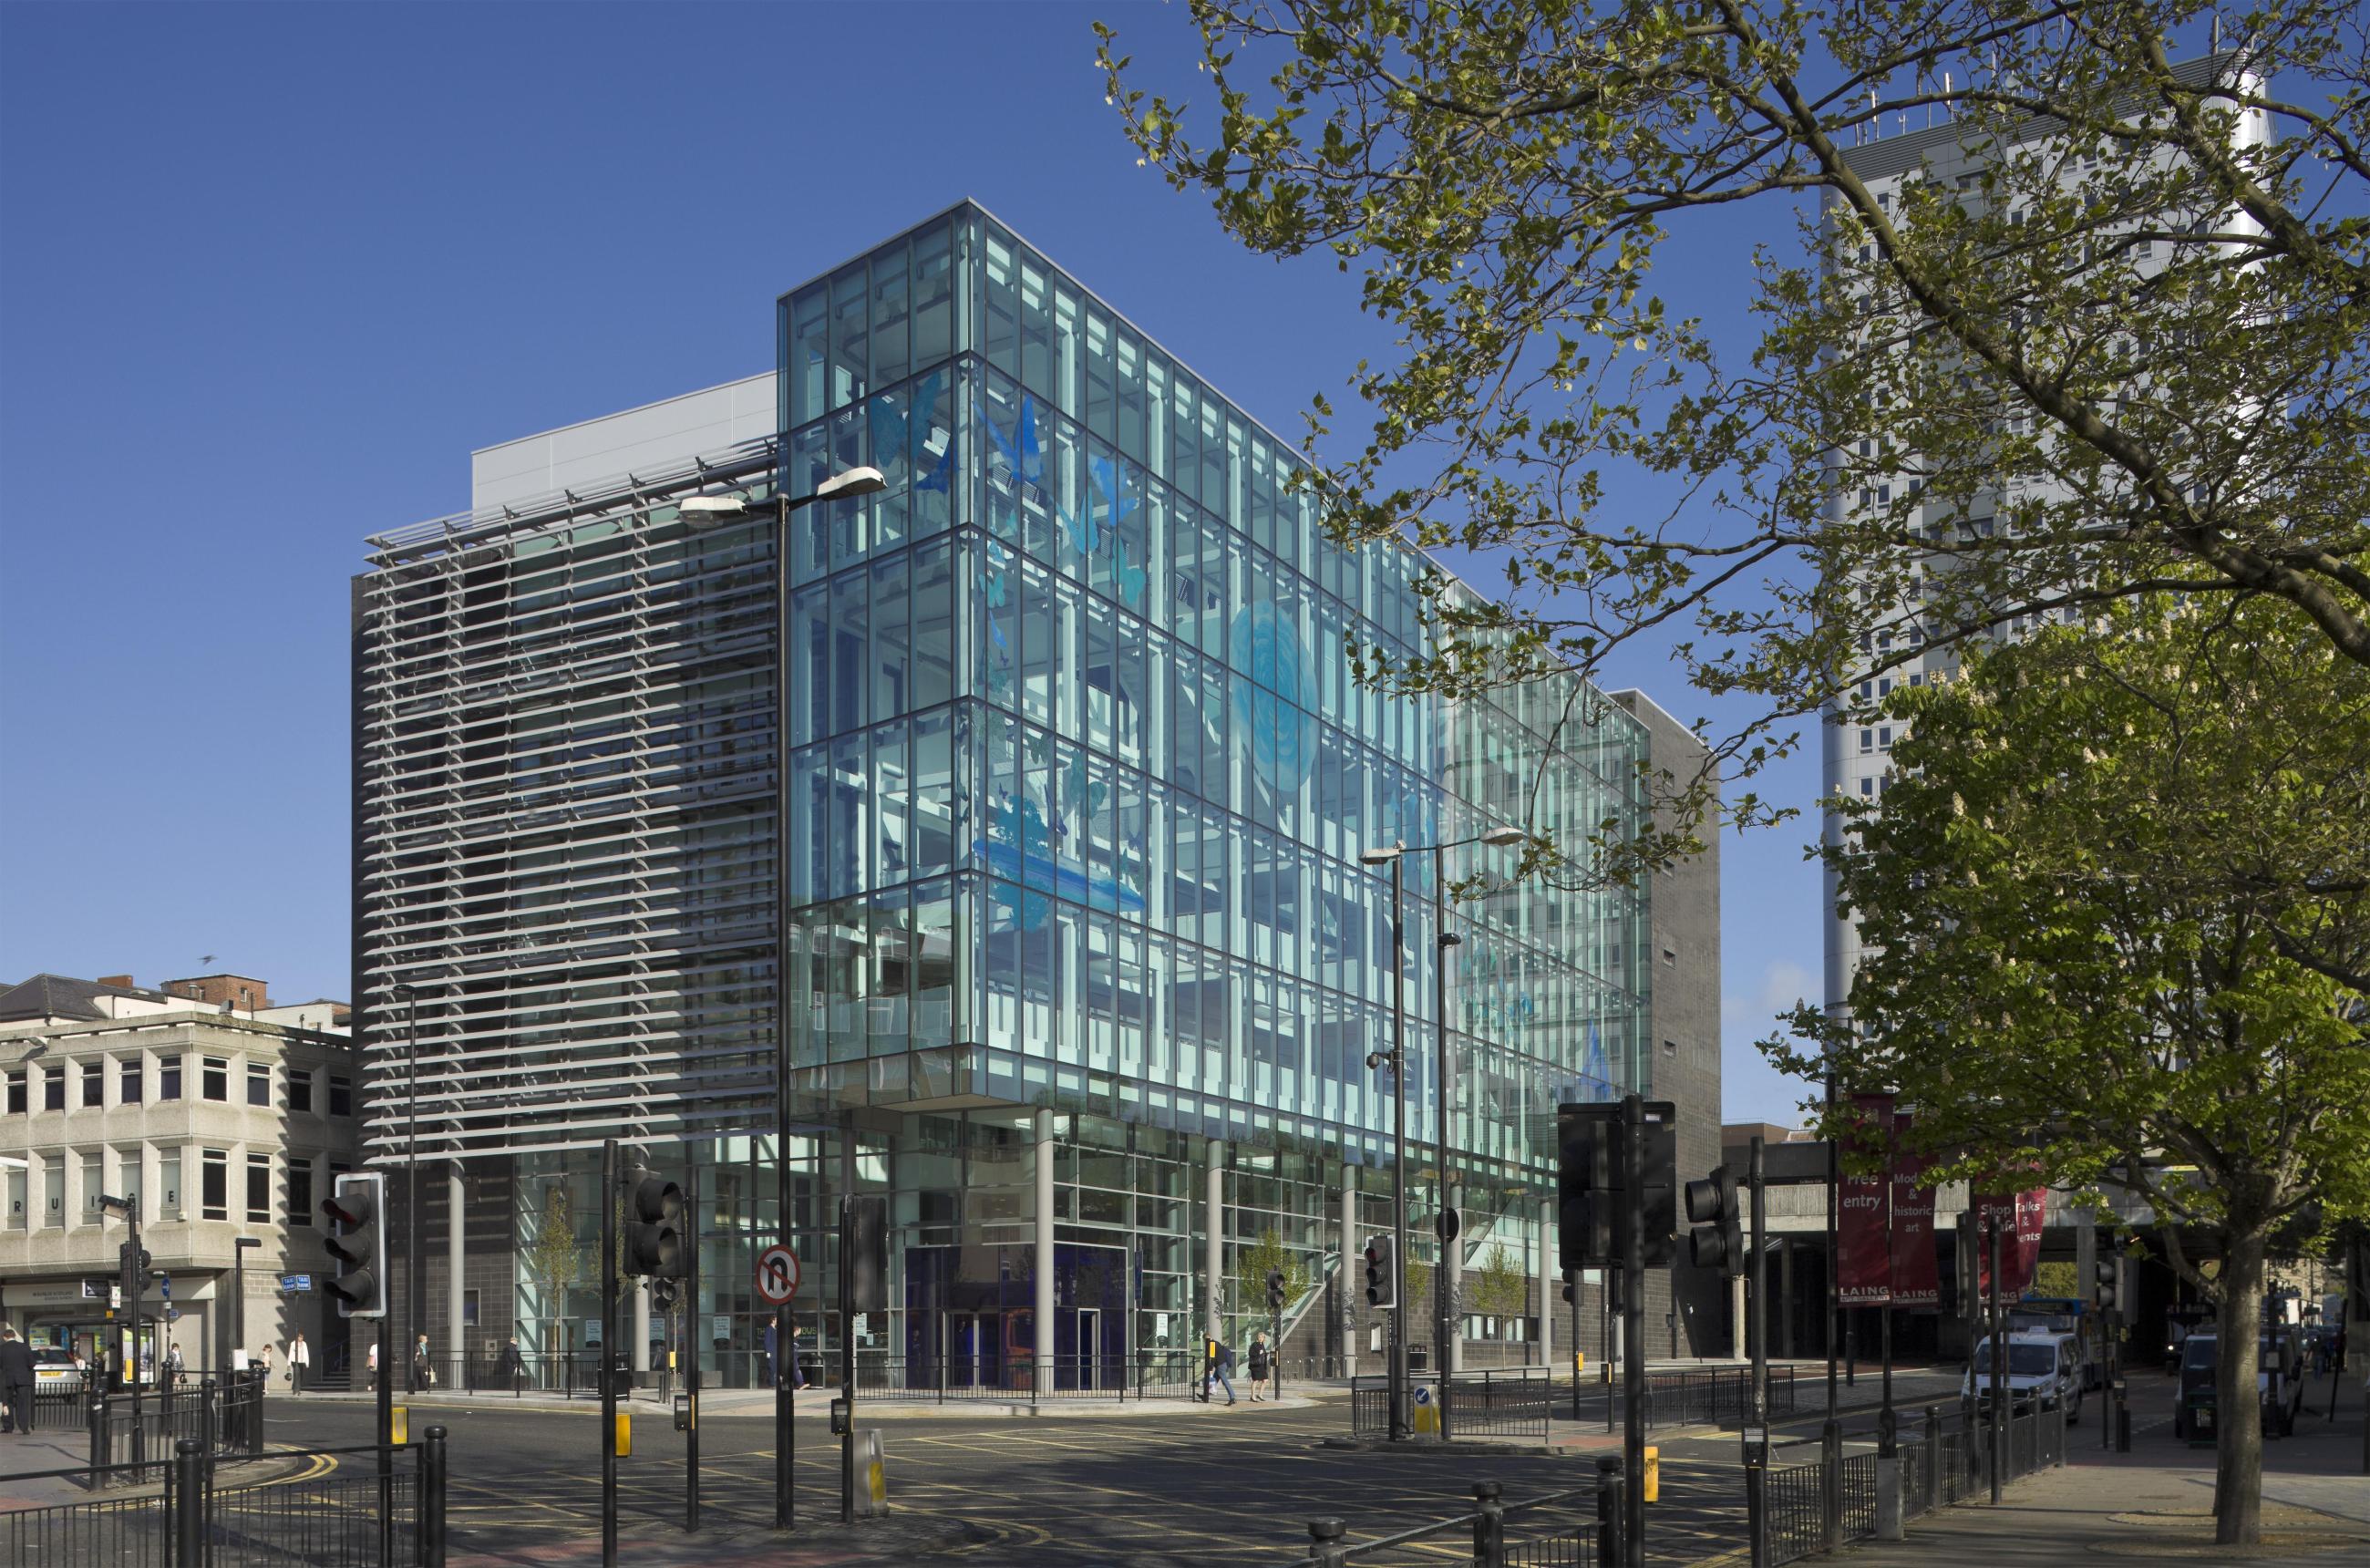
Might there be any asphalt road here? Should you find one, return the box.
[256,1391,1748,1566]
[45,1360,2352,1567]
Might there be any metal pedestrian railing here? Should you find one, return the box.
[1757,1397,2070,1566]
[1300,1479,1602,1568]
[1,1433,442,1567]
[1346,1370,1557,1442]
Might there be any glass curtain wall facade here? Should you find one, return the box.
[774,202,1652,1372]
[357,201,1656,1381]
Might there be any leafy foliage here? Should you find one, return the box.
[1469,1243,1530,1318]
[1767,593,2370,1541]
[1098,1,2370,852]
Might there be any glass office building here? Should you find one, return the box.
[357,201,1674,1384]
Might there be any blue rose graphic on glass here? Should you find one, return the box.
[1229,600,1319,793]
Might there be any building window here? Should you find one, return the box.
[246,1153,272,1223]
[287,1072,313,1114]
[5,1162,23,1229]
[288,1162,314,1226]
[5,1069,23,1115]
[160,1058,182,1100]
[201,1150,228,1221]
[119,1058,142,1104]
[246,1063,270,1108]
[201,1057,228,1102]
[44,1068,64,1111]
[117,1150,142,1219]
[463,1288,480,1328]
[160,1151,181,1219]
[1859,728,1873,754]
[81,1151,104,1217]
[82,1060,104,1109]
[329,1076,353,1118]
[43,1153,64,1226]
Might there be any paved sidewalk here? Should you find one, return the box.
[1826,1460,2369,1565]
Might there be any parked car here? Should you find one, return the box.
[2173,1329,2308,1442]
[1963,1332,2084,1424]
[32,1346,85,1398]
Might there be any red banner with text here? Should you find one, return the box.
[1837,1093,1895,1305]
[1887,1114,1940,1310]
[1973,1187,2047,1299]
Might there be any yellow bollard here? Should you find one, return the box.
[1644,1445,1660,1503]
[614,1411,632,1457]
[391,1407,409,1447]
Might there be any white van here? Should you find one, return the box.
[1963,1331,2084,1424]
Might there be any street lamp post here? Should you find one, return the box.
[690,463,886,1530]
[1363,824,1524,1445]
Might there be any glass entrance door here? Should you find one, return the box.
[1075,1308,1101,1389]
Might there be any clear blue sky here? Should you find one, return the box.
[0,1,1821,1125]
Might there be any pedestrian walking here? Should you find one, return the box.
[288,1332,311,1394]
[497,1336,526,1397]
[164,1341,185,1392]
[0,1326,36,1435]
[1207,1339,1239,1406]
[367,1340,380,1393]
[414,1333,435,1389]
[1247,1331,1273,1402]
[764,1316,778,1389]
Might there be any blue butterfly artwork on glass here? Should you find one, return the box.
[869,371,955,494]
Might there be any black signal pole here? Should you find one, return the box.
[1747,1134,1768,1568]
[1988,1213,2004,1504]
[1621,1092,1646,1568]
[601,1138,618,1568]
[686,1140,700,1535]
[840,1196,856,1524]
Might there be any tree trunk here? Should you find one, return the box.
[2212,1234,2266,1545]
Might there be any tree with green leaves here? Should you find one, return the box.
[1237,1225,1312,1316]
[1469,1243,1530,1320]
[524,1182,582,1333]
[1767,593,2370,1544]
[1097,2,2370,861]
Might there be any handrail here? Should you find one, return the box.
[1331,1480,1595,1561]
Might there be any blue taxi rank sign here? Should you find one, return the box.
[282,1274,314,1294]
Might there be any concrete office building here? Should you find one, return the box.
[354,201,1720,1387]
[0,972,358,1374]
[1819,53,2267,1016]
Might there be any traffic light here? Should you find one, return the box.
[846,1194,888,1313]
[2094,1245,2120,1313]
[1266,1268,1287,1313]
[1557,1103,1617,1269]
[621,1163,688,1280]
[1637,1108,1679,1268]
[322,1172,388,1318]
[1363,1235,1396,1308]
[1685,1168,1745,1276]
[118,1241,153,1300]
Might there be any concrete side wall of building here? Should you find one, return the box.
[1610,689,1727,1355]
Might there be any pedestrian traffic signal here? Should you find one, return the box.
[1363,1236,1396,1308]
[322,1172,388,1318]
[622,1163,688,1280]
[2094,1246,2120,1313]
[1685,1169,1745,1277]
[1266,1268,1287,1313]
[652,1278,681,1313]
[1557,1103,1618,1269]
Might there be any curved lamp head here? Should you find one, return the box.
[1479,825,1527,848]
[813,465,887,500]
